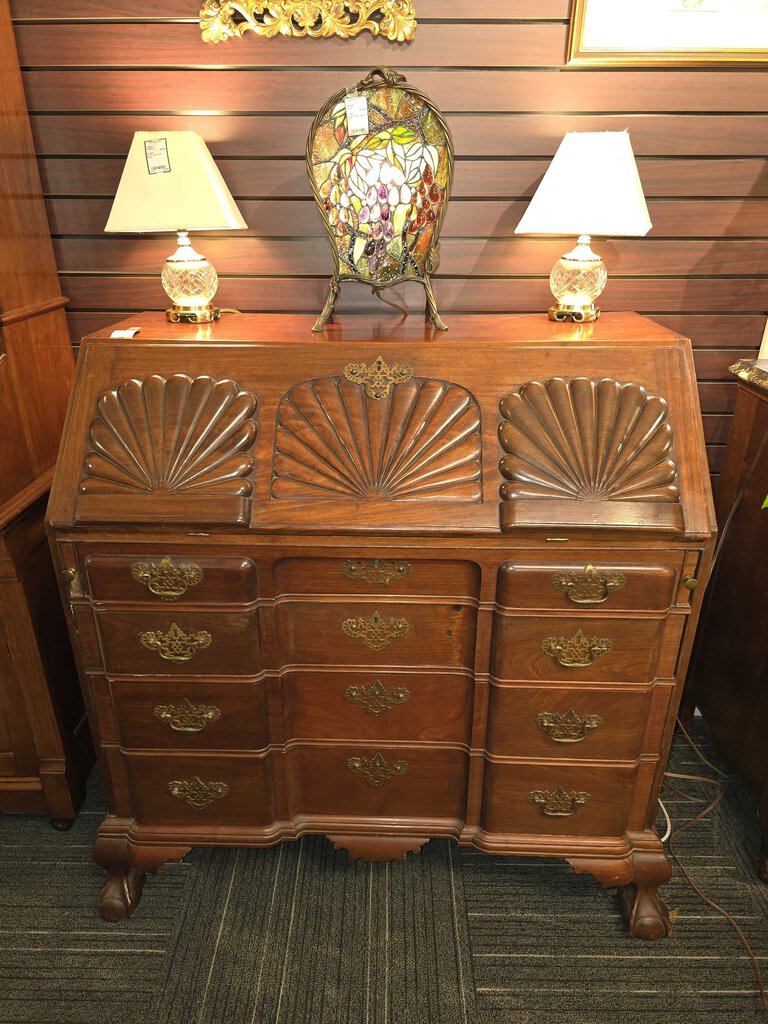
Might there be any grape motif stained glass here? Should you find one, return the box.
[307,67,453,331]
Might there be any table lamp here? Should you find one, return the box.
[105,130,246,323]
[515,130,651,323]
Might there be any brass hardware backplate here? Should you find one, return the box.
[527,787,590,817]
[541,629,612,669]
[154,698,221,733]
[346,752,409,787]
[536,708,603,743]
[344,355,413,400]
[140,622,212,662]
[168,777,229,809]
[341,558,412,587]
[131,556,204,601]
[344,679,411,717]
[341,610,410,651]
[552,565,626,605]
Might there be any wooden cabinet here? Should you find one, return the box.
[0,0,92,823]
[47,311,715,934]
[687,358,768,880]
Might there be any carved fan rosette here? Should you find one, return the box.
[271,363,481,501]
[76,374,257,524]
[498,377,683,533]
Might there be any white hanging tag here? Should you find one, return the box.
[344,93,370,137]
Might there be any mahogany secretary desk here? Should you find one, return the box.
[47,312,715,937]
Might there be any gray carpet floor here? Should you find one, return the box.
[1,728,767,1024]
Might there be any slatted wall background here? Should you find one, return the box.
[10,0,768,487]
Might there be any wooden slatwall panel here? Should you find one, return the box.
[11,0,768,485]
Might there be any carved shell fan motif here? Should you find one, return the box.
[498,377,679,502]
[272,376,481,500]
[80,374,257,497]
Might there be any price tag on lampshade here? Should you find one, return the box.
[143,138,171,175]
[344,95,370,137]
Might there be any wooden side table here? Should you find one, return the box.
[688,358,768,881]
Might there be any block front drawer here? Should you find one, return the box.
[111,679,269,751]
[273,556,480,599]
[94,608,261,676]
[125,751,275,827]
[275,600,477,667]
[487,683,672,761]
[285,742,469,821]
[281,668,473,744]
[481,761,641,837]
[491,612,675,684]
[83,553,258,605]
[496,561,679,613]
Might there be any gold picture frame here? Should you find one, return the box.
[200,0,416,43]
[567,0,768,66]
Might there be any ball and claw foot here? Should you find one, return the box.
[50,817,75,831]
[620,882,672,940]
[98,868,146,922]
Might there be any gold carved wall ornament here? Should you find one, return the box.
[527,787,590,818]
[168,777,229,809]
[344,679,411,717]
[131,556,204,601]
[341,610,410,650]
[347,752,409,787]
[536,708,603,744]
[154,698,222,732]
[541,629,612,670]
[200,1,416,43]
[341,558,412,587]
[343,355,413,400]
[140,622,212,662]
[551,565,626,606]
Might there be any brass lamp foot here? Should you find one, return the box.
[548,303,600,323]
[166,304,221,324]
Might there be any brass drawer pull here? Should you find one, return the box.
[541,629,612,669]
[344,679,411,717]
[131,556,203,601]
[341,558,411,587]
[552,565,625,606]
[341,610,410,651]
[527,787,590,817]
[346,752,409,787]
[168,777,229,809]
[140,622,212,662]
[154,698,221,732]
[536,708,603,743]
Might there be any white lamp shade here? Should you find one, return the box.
[515,131,652,238]
[104,130,247,233]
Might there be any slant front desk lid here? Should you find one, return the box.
[48,313,714,539]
